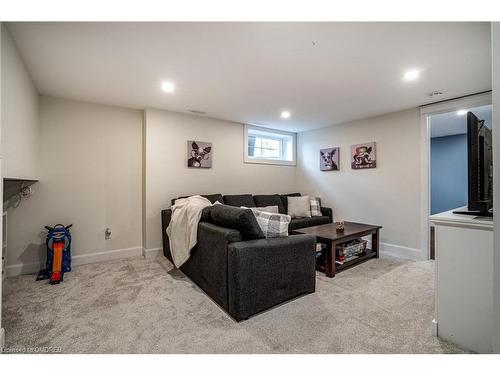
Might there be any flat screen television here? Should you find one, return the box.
[453,111,493,217]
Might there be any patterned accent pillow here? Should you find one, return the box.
[250,210,291,238]
[249,205,279,213]
[310,197,322,217]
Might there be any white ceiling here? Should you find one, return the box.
[7,22,492,132]
[430,105,492,138]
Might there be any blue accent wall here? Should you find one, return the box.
[430,134,468,215]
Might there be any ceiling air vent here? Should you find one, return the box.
[428,91,443,98]
[187,109,206,115]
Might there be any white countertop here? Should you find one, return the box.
[429,207,493,230]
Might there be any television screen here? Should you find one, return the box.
[466,111,493,215]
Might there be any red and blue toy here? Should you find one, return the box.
[37,224,72,284]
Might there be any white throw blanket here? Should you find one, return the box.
[166,195,212,267]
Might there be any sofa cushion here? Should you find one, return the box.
[289,218,311,231]
[253,194,286,214]
[200,206,213,223]
[223,194,256,208]
[171,196,187,206]
[202,194,224,204]
[171,194,223,206]
[308,216,330,226]
[280,192,301,212]
[287,196,312,218]
[289,216,330,231]
[210,204,264,240]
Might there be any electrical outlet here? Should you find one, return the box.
[105,228,111,240]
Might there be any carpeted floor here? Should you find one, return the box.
[2,254,468,353]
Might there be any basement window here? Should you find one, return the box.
[244,125,296,166]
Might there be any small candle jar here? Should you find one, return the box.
[335,220,345,232]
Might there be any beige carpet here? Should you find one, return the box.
[2,254,468,353]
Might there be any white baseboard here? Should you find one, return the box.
[5,261,41,277]
[379,243,422,261]
[367,239,422,261]
[73,246,143,266]
[5,246,143,277]
[142,247,162,259]
[4,238,421,277]
[0,327,5,350]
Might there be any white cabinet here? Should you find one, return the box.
[430,209,494,353]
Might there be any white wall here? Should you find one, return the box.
[5,97,143,276]
[1,24,39,179]
[492,22,500,354]
[144,108,297,250]
[296,108,422,259]
[1,21,39,346]
[0,21,4,349]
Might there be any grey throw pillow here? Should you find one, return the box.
[287,196,312,218]
[210,204,264,240]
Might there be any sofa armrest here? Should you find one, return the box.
[161,209,173,261]
[180,222,242,312]
[161,209,241,261]
[227,234,316,321]
[321,207,333,223]
[196,222,242,243]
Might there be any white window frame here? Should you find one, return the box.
[244,124,296,166]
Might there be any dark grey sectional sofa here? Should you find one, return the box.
[161,193,333,321]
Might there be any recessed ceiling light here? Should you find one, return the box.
[281,111,291,119]
[161,81,175,93]
[403,70,420,81]
[457,109,467,116]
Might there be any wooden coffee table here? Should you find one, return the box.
[293,222,382,278]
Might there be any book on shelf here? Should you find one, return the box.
[315,243,326,252]
[336,254,363,265]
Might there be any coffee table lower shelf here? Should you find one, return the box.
[316,250,377,274]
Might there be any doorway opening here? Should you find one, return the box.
[427,103,492,259]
